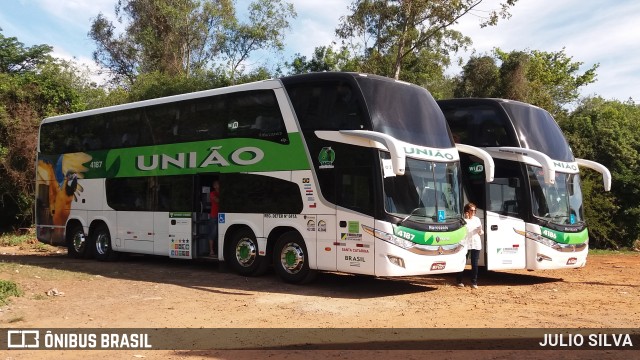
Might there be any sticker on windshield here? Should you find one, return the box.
[437,210,446,222]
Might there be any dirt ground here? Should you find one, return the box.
[1,242,638,359]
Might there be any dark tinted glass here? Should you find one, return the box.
[39,90,287,155]
[440,103,518,147]
[106,177,152,211]
[285,80,367,131]
[502,102,574,161]
[356,77,453,148]
[106,175,193,212]
[220,173,303,214]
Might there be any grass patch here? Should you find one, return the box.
[0,279,22,304]
[0,232,33,246]
[0,229,60,253]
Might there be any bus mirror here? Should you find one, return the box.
[576,158,612,191]
[509,178,520,188]
[316,130,407,176]
[455,143,495,182]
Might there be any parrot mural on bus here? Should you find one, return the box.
[36,153,92,240]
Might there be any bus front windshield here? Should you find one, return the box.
[529,166,584,225]
[382,153,462,225]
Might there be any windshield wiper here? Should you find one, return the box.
[397,208,425,226]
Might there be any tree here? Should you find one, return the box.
[453,55,499,98]
[219,0,296,83]
[498,48,598,114]
[560,97,640,249]
[89,0,234,85]
[285,45,358,74]
[89,0,295,87]
[455,48,599,115]
[336,0,518,80]
[0,31,93,231]
[0,33,52,74]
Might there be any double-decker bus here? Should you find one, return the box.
[438,98,611,271]
[35,72,493,283]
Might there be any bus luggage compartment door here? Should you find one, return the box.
[485,211,526,270]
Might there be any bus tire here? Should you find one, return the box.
[273,231,316,284]
[67,223,91,259]
[93,224,119,262]
[227,228,265,276]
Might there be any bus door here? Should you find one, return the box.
[192,174,217,258]
[484,177,526,270]
[146,175,195,259]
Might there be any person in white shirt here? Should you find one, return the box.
[456,203,484,289]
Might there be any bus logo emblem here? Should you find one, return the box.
[318,147,335,169]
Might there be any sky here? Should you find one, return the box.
[1,0,639,103]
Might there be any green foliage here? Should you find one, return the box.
[0,34,52,74]
[561,97,640,248]
[127,66,272,101]
[128,71,215,101]
[0,30,93,231]
[455,48,598,115]
[0,280,22,305]
[89,0,294,86]
[219,0,296,83]
[453,55,500,98]
[336,0,517,80]
[90,0,235,84]
[0,232,32,246]
[285,45,358,74]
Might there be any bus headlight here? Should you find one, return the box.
[362,225,414,249]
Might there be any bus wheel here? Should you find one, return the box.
[227,228,264,276]
[67,223,90,259]
[93,224,118,261]
[273,232,316,284]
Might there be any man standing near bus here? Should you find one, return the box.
[209,179,220,257]
[456,203,484,289]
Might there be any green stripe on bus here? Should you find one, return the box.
[55,133,310,179]
[541,227,588,245]
[394,225,465,246]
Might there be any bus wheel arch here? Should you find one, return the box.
[225,225,267,276]
[66,220,91,259]
[90,221,118,261]
[273,230,316,284]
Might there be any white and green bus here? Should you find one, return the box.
[35,72,493,283]
[438,98,611,271]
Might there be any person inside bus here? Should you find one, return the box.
[456,202,484,289]
[209,179,220,257]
